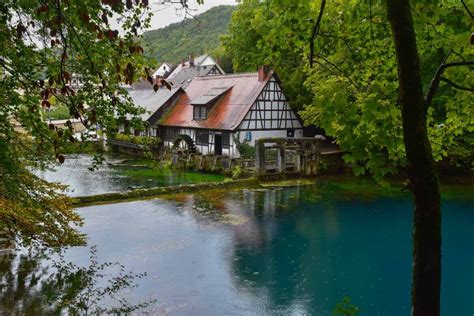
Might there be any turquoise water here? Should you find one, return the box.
[61,182,474,315]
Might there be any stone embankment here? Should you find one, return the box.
[73,178,260,207]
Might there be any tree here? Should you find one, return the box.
[386,1,440,314]
[300,0,472,182]
[387,0,473,314]
[0,0,155,248]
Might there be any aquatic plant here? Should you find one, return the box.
[333,297,359,316]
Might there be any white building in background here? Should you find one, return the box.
[167,54,225,88]
[152,62,174,79]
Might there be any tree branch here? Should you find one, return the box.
[318,32,356,59]
[440,77,474,92]
[309,0,326,68]
[461,0,473,19]
[316,54,360,89]
[425,52,474,107]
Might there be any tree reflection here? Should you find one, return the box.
[229,188,311,310]
[0,249,53,314]
[227,186,415,314]
[0,246,155,314]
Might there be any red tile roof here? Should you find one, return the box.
[161,71,274,131]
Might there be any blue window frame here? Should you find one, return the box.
[245,131,252,141]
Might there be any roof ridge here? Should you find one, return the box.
[195,72,259,80]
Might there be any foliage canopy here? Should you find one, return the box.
[225,0,473,181]
[0,0,154,248]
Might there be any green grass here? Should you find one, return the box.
[42,105,71,120]
[121,166,225,183]
[62,141,104,154]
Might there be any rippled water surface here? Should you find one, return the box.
[13,156,474,314]
[63,181,474,315]
[36,154,225,196]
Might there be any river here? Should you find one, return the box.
[3,155,474,315]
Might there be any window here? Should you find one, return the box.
[245,131,252,142]
[193,106,207,120]
[287,129,295,137]
[165,128,179,141]
[222,132,230,148]
[196,130,209,145]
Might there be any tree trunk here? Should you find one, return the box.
[386,1,442,315]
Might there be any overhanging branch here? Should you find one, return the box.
[440,77,474,92]
[425,53,474,107]
[461,0,473,19]
[309,0,326,68]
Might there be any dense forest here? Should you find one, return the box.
[142,5,235,68]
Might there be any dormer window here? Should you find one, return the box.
[190,86,232,121]
[194,106,207,120]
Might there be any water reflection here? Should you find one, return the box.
[0,250,52,314]
[160,185,473,314]
[0,247,154,314]
[4,182,472,315]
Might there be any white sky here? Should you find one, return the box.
[147,0,237,30]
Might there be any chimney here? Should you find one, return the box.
[154,77,162,88]
[189,53,195,67]
[181,59,185,67]
[258,65,270,82]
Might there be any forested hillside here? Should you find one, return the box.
[143,5,235,66]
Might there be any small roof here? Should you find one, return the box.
[161,71,274,131]
[166,54,225,88]
[190,86,232,106]
[127,87,182,122]
[168,65,220,89]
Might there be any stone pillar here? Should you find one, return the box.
[255,140,266,176]
[295,150,302,173]
[315,140,321,175]
[276,145,285,173]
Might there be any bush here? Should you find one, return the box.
[231,165,243,179]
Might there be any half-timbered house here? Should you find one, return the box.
[160,67,303,157]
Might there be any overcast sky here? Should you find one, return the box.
[147,0,237,31]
